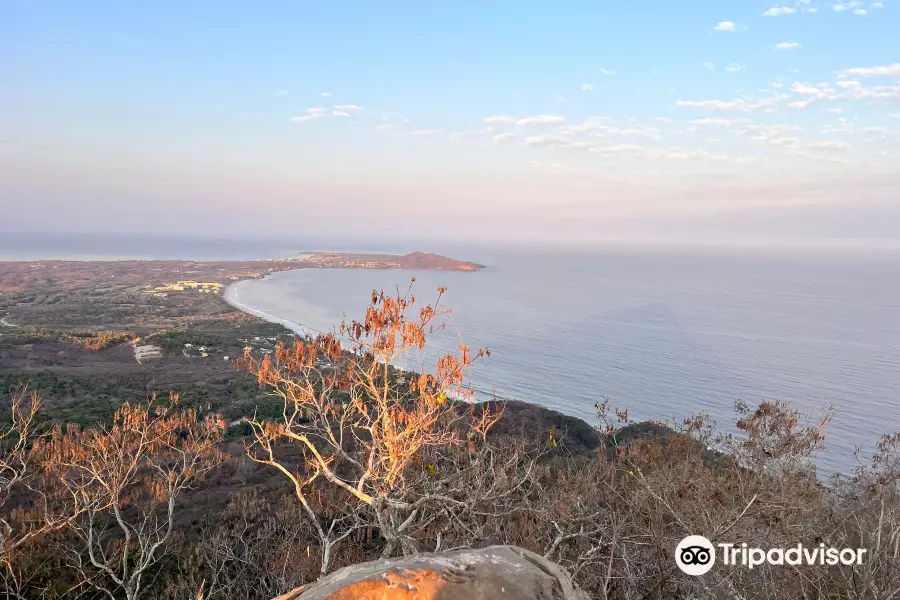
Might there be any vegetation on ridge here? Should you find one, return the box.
[0,283,898,599]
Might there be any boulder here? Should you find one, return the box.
[275,545,589,600]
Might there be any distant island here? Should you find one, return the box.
[292,251,485,271]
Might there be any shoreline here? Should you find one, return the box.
[222,272,525,406]
[223,274,318,338]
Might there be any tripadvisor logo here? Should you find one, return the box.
[676,535,716,575]
[675,535,867,575]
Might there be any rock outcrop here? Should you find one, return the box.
[274,545,589,600]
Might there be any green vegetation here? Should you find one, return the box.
[1,288,241,332]
[0,317,300,430]
[143,321,293,350]
[8,328,136,349]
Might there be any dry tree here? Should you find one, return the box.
[1,388,91,596]
[1,389,43,559]
[240,282,533,573]
[36,393,224,600]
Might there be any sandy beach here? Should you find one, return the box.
[223,278,315,338]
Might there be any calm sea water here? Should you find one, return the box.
[226,245,898,476]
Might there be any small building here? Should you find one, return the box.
[134,344,162,363]
[178,280,222,290]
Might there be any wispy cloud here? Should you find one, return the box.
[290,107,329,122]
[782,76,900,111]
[763,6,797,16]
[784,81,838,109]
[713,20,738,31]
[784,148,852,165]
[832,1,862,11]
[854,8,869,14]
[515,115,568,127]
[600,69,617,76]
[687,117,747,131]
[492,132,518,143]
[839,63,900,77]
[676,95,786,112]
[464,118,771,166]
[276,37,898,188]
[809,140,852,149]
[678,99,748,111]
[320,92,332,97]
[686,119,806,153]
[484,115,517,124]
[821,121,890,137]
[552,94,569,103]
[274,90,289,96]
[523,135,570,148]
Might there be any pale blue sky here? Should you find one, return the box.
[3,1,899,245]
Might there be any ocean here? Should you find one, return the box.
[226,244,900,476]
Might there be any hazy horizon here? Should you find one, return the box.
[4,1,899,244]
[2,231,900,262]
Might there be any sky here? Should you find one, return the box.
[2,0,899,246]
